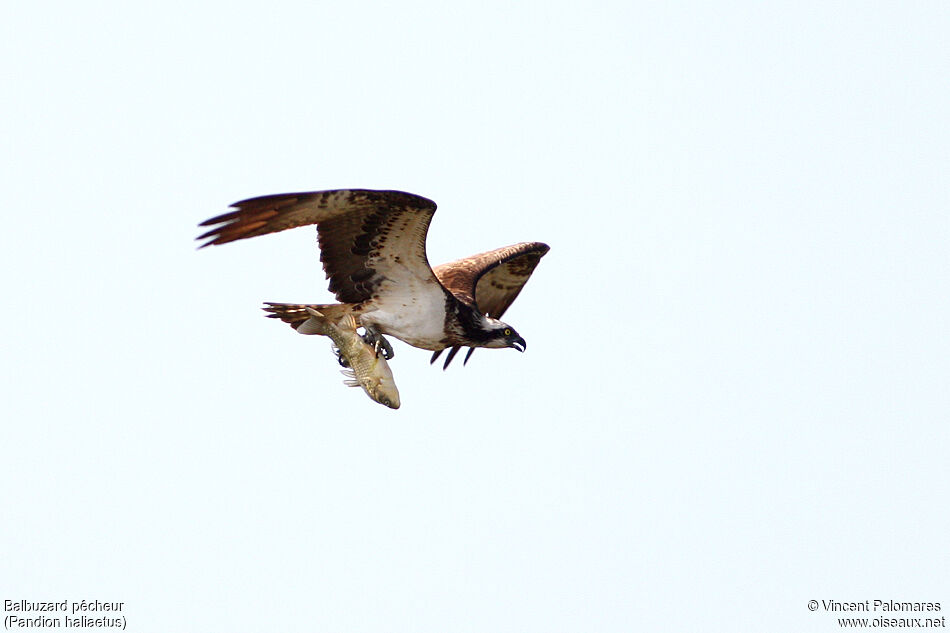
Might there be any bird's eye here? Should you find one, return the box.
[503,328,511,336]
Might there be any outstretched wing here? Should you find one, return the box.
[430,241,549,368]
[198,189,441,305]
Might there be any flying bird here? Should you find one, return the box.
[197,189,549,368]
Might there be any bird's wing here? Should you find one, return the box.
[198,189,441,305]
[430,241,549,368]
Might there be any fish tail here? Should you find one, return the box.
[264,302,361,334]
[298,308,333,336]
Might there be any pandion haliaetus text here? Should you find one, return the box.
[197,189,549,368]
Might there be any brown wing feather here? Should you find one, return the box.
[198,189,439,304]
[433,242,549,316]
[430,241,549,367]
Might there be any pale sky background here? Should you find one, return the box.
[1,1,948,631]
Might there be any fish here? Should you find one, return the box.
[298,308,401,409]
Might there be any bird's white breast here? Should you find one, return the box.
[360,277,449,350]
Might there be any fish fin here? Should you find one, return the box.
[342,378,362,388]
[340,368,360,388]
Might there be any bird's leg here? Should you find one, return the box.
[361,325,395,360]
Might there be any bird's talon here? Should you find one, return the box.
[362,327,395,360]
[378,336,394,360]
[335,348,350,368]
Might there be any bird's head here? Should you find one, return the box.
[483,318,526,352]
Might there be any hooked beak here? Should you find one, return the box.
[510,336,526,353]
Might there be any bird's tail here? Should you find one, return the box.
[263,302,361,332]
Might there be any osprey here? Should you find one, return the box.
[197,189,549,368]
